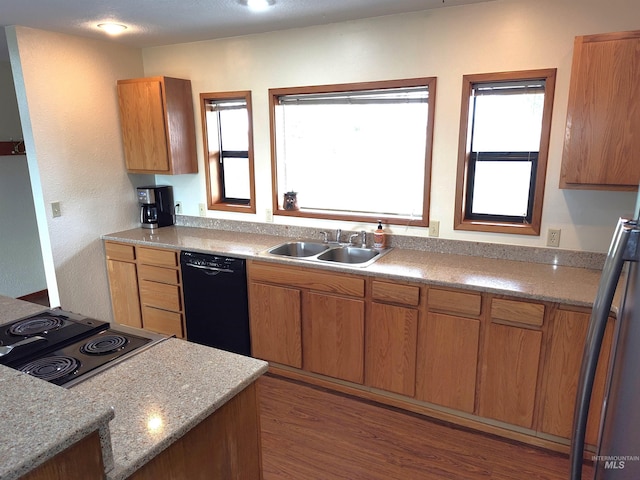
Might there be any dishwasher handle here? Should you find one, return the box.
[183,262,235,275]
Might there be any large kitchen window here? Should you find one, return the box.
[269,78,436,226]
[201,91,256,213]
[454,69,556,235]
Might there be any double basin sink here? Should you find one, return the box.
[266,241,390,267]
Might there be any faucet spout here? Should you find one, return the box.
[335,229,342,243]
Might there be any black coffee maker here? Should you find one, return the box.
[137,185,175,229]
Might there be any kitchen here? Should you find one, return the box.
[1,0,639,478]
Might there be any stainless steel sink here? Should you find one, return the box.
[267,241,330,257]
[316,246,379,264]
[265,240,390,267]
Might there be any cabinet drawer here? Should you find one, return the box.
[138,264,179,285]
[142,305,184,338]
[105,242,135,261]
[491,298,545,327]
[140,280,182,311]
[371,281,420,307]
[249,262,365,297]
[138,247,178,267]
[428,288,481,317]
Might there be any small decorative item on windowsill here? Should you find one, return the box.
[283,191,299,211]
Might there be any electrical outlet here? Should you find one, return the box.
[547,228,561,248]
[265,208,273,223]
[198,203,207,217]
[429,220,440,237]
[175,201,182,215]
[51,201,61,218]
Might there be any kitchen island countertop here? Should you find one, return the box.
[0,298,115,480]
[0,296,268,480]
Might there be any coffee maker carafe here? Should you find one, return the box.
[137,185,174,229]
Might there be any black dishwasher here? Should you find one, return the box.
[180,251,251,356]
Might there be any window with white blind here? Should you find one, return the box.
[269,78,436,226]
[201,91,256,213]
[454,69,556,235]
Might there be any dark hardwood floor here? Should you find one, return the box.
[17,290,50,307]
[258,374,593,480]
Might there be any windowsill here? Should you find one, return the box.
[274,207,427,227]
[208,203,256,214]
[454,218,540,236]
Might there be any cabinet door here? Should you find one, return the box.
[118,79,170,172]
[249,282,302,368]
[478,323,542,428]
[106,259,142,328]
[304,292,365,384]
[561,30,640,189]
[539,310,614,444]
[365,302,418,397]
[415,312,480,413]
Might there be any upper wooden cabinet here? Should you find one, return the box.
[560,30,640,190]
[117,76,198,174]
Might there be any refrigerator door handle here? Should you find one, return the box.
[570,218,638,480]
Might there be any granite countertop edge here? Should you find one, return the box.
[0,367,115,480]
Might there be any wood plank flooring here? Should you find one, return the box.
[258,374,594,480]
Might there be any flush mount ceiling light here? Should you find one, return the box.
[97,23,128,35]
[239,0,276,12]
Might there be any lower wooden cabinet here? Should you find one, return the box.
[539,308,614,444]
[105,243,142,329]
[478,322,542,428]
[243,260,615,453]
[415,312,480,413]
[304,292,365,384]
[22,431,104,480]
[249,282,302,368]
[365,302,418,397]
[105,241,184,337]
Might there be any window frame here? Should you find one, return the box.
[268,78,436,227]
[200,90,256,213]
[454,69,556,235]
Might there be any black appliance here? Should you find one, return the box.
[180,251,251,356]
[1,308,168,388]
[137,185,175,229]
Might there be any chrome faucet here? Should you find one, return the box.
[335,229,342,243]
[319,231,329,243]
[349,233,359,245]
[360,230,367,247]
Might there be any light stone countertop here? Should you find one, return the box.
[72,338,268,480]
[0,297,115,480]
[103,225,606,310]
[0,295,268,480]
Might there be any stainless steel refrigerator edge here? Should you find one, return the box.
[570,206,640,478]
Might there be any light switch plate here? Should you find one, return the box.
[429,220,439,237]
[51,201,61,218]
[198,203,207,217]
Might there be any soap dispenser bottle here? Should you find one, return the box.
[373,220,386,249]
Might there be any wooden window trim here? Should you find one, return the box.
[200,90,256,214]
[454,69,556,236]
[268,78,436,227]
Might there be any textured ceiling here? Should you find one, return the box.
[1,0,495,60]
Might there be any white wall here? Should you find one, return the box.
[0,61,46,298]
[143,0,639,253]
[7,26,151,319]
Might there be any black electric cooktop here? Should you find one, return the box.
[1,308,168,387]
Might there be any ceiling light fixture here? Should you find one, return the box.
[97,23,128,35]
[240,0,275,12]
